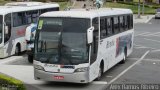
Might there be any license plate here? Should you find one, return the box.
[54,76,64,80]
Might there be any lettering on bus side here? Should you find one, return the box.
[16,27,26,36]
[106,40,115,49]
[116,34,132,57]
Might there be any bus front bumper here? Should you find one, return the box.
[34,69,90,83]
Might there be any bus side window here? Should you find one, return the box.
[124,15,128,30]
[13,12,22,27]
[40,9,48,14]
[47,8,58,12]
[127,15,130,29]
[55,7,59,11]
[100,18,106,39]
[130,14,133,29]
[13,12,28,27]
[26,10,39,23]
[123,16,125,31]
[39,7,59,16]
[31,10,39,23]
[111,17,114,34]
[26,11,32,24]
[113,16,119,34]
[4,13,11,43]
[106,18,112,36]
[119,16,124,32]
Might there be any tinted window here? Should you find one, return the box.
[100,18,107,39]
[13,12,26,27]
[26,10,39,23]
[119,16,125,32]
[127,15,130,29]
[13,10,39,27]
[0,15,3,44]
[106,18,113,36]
[113,16,119,34]
[39,8,59,15]
[130,14,133,29]
[124,15,128,30]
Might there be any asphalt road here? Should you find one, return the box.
[2,18,160,90]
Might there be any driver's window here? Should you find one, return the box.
[4,13,11,43]
[90,18,99,64]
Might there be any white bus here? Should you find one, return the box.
[0,2,59,58]
[34,8,134,83]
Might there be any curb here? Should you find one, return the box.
[133,15,154,24]
[0,56,24,65]
[145,15,154,23]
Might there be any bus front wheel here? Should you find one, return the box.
[15,45,20,55]
[28,54,33,63]
[96,62,104,81]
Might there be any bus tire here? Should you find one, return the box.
[96,61,104,81]
[120,47,127,64]
[28,54,33,63]
[15,44,20,55]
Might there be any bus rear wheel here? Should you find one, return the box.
[120,48,127,64]
[15,45,20,55]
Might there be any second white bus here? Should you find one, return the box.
[34,8,134,83]
[0,2,59,58]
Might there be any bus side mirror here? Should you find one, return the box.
[87,26,94,44]
[5,25,9,35]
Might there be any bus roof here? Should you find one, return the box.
[40,8,133,19]
[0,2,59,15]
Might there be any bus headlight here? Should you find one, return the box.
[34,65,45,71]
[74,67,88,72]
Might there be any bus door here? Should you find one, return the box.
[89,18,99,81]
[4,13,12,56]
[89,29,99,82]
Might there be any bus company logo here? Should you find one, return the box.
[106,40,115,49]
[16,29,26,36]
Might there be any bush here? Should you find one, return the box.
[32,0,69,2]
[117,1,160,9]
[50,0,69,2]
[105,2,156,14]
[0,74,25,90]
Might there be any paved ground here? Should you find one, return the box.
[0,18,160,90]
[134,15,154,23]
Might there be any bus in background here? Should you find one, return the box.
[34,8,134,83]
[0,2,59,58]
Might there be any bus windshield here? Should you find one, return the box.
[0,15,3,44]
[35,17,90,65]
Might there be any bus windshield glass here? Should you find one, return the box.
[0,15,3,44]
[35,17,90,65]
